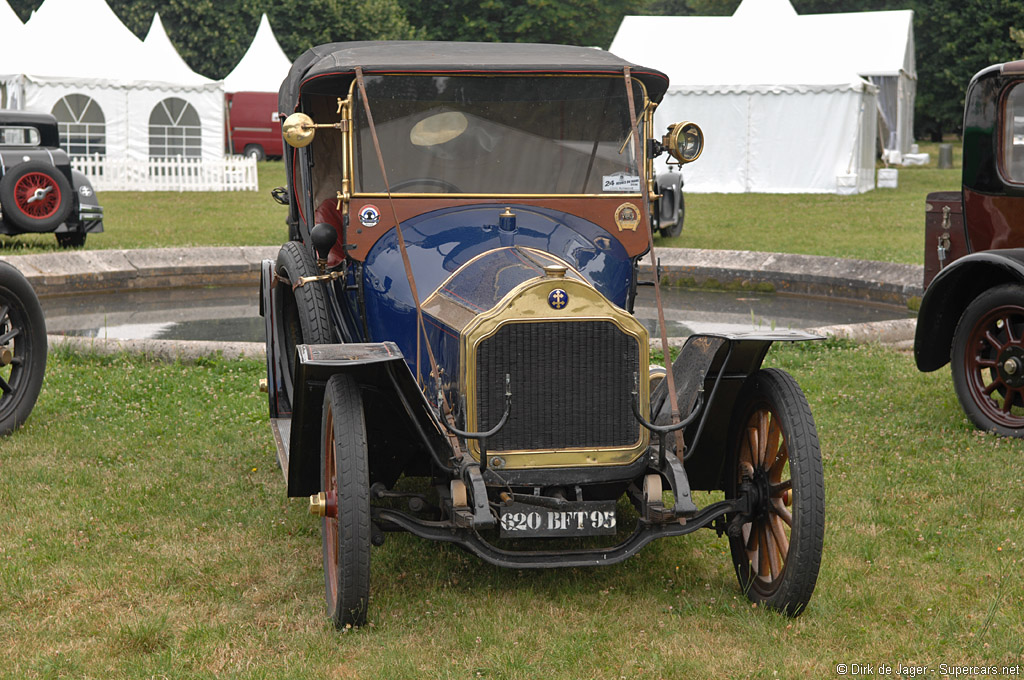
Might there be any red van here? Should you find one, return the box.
[225,91,282,160]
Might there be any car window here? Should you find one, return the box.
[1003,82,1024,183]
[352,75,645,195]
[0,126,41,147]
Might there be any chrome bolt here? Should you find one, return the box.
[1004,358,1020,376]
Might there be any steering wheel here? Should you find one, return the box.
[388,177,462,194]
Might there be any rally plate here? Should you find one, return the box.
[498,501,617,538]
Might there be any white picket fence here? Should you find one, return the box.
[70,155,258,192]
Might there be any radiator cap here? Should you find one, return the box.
[543,264,567,279]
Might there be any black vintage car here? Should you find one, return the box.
[916,59,1024,437]
[0,111,103,247]
[260,41,825,627]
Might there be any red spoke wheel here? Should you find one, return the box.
[0,161,73,232]
[320,373,371,628]
[952,284,1024,437]
[0,262,47,435]
[727,369,824,616]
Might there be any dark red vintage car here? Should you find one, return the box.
[916,60,1024,437]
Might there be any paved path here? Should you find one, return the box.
[0,246,920,360]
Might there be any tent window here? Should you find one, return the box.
[51,94,106,156]
[149,98,201,158]
[1003,83,1024,184]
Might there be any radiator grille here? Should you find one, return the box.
[475,321,641,452]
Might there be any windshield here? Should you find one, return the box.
[353,75,645,195]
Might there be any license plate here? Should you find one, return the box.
[498,501,617,538]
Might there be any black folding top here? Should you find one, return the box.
[279,41,670,112]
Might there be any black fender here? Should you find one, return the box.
[915,249,1024,372]
[283,342,452,498]
[652,330,822,491]
[66,169,103,233]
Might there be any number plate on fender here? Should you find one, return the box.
[498,501,617,538]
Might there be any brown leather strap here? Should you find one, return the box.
[624,66,685,453]
[353,67,445,398]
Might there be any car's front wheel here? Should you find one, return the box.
[56,232,86,248]
[951,283,1024,436]
[0,262,47,436]
[271,241,332,409]
[320,373,371,628]
[727,368,824,616]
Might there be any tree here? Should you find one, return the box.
[7,0,420,80]
[404,0,642,48]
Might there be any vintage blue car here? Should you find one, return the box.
[0,111,103,247]
[260,41,825,627]
[916,59,1024,437]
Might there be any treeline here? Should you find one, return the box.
[8,0,1024,138]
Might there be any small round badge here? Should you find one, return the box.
[358,204,380,227]
[548,288,569,310]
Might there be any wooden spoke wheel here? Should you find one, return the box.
[321,373,371,628]
[952,284,1024,437]
[727,369,824,616]
[0,262,47,436]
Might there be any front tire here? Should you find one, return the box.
[271,241,332,409]
[56,232,86,248]
[321,373,371,628]
[0,262,47,435]
[951,283,1024,436]
[727,368,824,616]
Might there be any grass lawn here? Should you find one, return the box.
[0,342,1020,678]
[0,143,960,265]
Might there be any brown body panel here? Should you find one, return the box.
[963,188,1024,254]
[330,196,652,265]
[923,191,967,289]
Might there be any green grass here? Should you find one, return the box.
[667,141,963,265]
[0,162,290,254]
[0,144,961,264]
[0,343,1020,678]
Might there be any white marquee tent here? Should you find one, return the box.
[224,13,291,94]
[610,0,913,193]
[0,0,225,163]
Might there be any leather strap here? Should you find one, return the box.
[353,67,445,398]
[624,66,685,453]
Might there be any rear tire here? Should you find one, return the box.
[243,144,266,162]
[727,368,824,616]
[321,373,371,628]
[271,241,332,409]
[951,283,1024,436]
[0,262,47,435]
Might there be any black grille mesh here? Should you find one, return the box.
[475,321,640,452]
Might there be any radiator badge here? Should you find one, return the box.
[358,204,380,227]
[614,202,640,231]
[548,288,569,310]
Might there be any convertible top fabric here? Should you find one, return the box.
[279,41,670,112]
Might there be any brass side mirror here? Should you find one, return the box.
[282,112,316,148]
[663,122,704,164]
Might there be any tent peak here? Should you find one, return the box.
[733,0,797,21]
